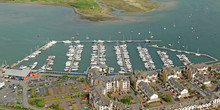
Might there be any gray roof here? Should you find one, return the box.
[133,70,158,77]
[194,73,207,82]
[168,78,185,93]
[90,86,110,106]
[138,81,156,97]
[4,69,31,77]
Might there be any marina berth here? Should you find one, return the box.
[114,44,132,73]
[64,44,84,72]
[177,54,191,66]
[90,43,107,68]
[157,51,174,67]
[137,46,156,70]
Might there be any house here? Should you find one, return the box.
[211,64,220,73]
[193,73,211,85]
[131,70,158,89]
[3,69,31,80]
[160,66,182,83]
[184,63,208,80]
[167,78,189,98]
[138,81,159,103]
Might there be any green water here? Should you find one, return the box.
[0,0,220,72]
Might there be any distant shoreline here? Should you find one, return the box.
[0,0,159,21]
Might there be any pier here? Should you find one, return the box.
[39,71,87,76]
[149,45,219,64]
[59,39,162,43]
[11,41,57,68]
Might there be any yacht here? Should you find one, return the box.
[30,62,38,69]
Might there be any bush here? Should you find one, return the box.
[29,99,44,107]
[48,103,59,110]
[80,78,84,83]
[202,84,207,89]
[163,95,172,102]
[119,96,131,104]
[107,92,111,98]
[144,104,149,107]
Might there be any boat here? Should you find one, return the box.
[20,65,27,69]
[30,62,38,69]
[24,58,29,61]
[63,40,71,43]
[163,26,166,30]
[64,69,69,72]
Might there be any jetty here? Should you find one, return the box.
[59,39,162,43]
[11,41,57,68]
[149,45,219,64]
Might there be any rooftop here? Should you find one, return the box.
[4,69,31,77]
[168,78,185,93]
[138,81,156,97]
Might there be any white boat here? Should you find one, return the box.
[64,69,69,72]
[20,65,27,69]
[24,58,29,61]
[63,40,71,43]
[30,62,38,69]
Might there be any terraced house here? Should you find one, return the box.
[166,78,189,98]
[138,81,159,103]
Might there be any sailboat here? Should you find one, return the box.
[173,24,176,28]
[148,28,151,34]
[163,26,167,30]
[196,48,201,56]
[150,33,154,39]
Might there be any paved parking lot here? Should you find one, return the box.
[0,82,18,105]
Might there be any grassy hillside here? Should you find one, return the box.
[0,0,158,21]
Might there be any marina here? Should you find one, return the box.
[8,39,219,75]
[137,46,156,70]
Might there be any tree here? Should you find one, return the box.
[80,78,84,83]
[107,92,111,98]
[163,95,172,102]
[202,84,207,89]
[119,96,131,104]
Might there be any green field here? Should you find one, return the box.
[0,0,158,20]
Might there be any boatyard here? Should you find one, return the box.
[7,39,219,75]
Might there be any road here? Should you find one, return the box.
[8,79,48,110]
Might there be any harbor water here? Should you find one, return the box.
[0,0,220,73]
